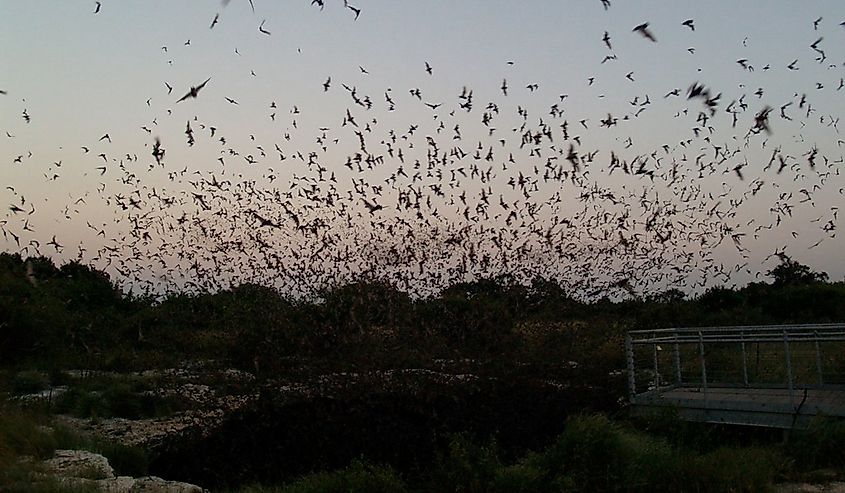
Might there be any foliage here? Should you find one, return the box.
[2,253,843,374]
[2,254,843,492]
[52,374,188,420]
[242,459,408,493]
[785,417,845,470]
[426,434,504,493]
[240,415,787,493]
[768,255,829,286]
[0,403,149,488]
[9,370,50,395]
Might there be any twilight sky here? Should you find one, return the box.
[1,1,843,297]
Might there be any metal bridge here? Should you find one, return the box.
[626,324,845,429]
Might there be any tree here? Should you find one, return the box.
[767,255,828,286]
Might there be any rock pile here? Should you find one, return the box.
[44,449,205,493]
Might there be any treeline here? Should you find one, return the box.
[1,252,843,374]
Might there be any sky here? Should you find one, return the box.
[1,1,844,297]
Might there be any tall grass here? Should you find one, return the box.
[234,460,407,493]
[785,416,845,470]
[0,403,149,490]
[234,414,789,493]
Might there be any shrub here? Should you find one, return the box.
[530,414,676,491]
[785,417,845,470]
[488,462,547,493]
[47,422,149,477]
[0,404,57,460]
[685,446,784,492]
[528,414,782,492]
[278,459,407,493]
[95,441,149,477]
[427,434,503,493]
[53,378,185,420]
[10,370,50,395]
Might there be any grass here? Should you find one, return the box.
[227,414,796,493]
[9,370,51,395]
[0,471,102,493]
[51,373,189,420]
[0,402,149,490]
[784,416,845,470]
[2,362,842,493]
[232,460,408,493]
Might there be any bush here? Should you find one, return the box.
[530,414,676,491]
[685,446,784,493]
[49,423,148,477]
[0,405,57,489]
[0,405,56,458]
[10,370,50,395]
[427,434,503,493]
[96,441,149,477]
[489,463,547,493]
[785,417,845,470]
[53,378,185,420]
[527,414,782,492]
[278,459,407,493]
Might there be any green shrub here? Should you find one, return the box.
[10,370,50,395]
[0,404,57,460]
[0,404,57,490]
[278,459,407,493]
[95,441,149,477]
[786,417,845,470]
[489,462,547,493]
[528,414,780,492]
[532,414,631,488]
[684,446,784,492]
[48,423,148,477]
[427,434,503,493]
[53,379,184,420]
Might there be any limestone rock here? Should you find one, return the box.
[45,449,115,480]
[43,450,206,492]
[100,475,205,492]
[774,483,845,493]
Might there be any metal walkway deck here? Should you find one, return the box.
[626,324,845,429]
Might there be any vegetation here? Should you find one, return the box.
[0,403,148,490]
[51,373,190,420]
[1,252,844,491]
[226,414,803,493]
[1,252,842,377]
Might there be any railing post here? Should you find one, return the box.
[673,332,682,387]
[625,333,636,401]
[653,337,661,390]
[783,329,795,407]
[699,331,707,407]
[814,331,824,386]
[740,330,749,388]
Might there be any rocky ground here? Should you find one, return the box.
[12,362,845,492]
[775,483,845,493]
[35,449,204,492]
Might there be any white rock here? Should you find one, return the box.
[99,475,205,493]
[45,449,115,480]
[129,476,205,492]
[54,475,206,493]
[774,483,845,493]
[97,476,138,492]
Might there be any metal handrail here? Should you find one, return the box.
[629,323,845,336]
[629,324,845,345]
[625,323,845,411]
[633,335,845,344]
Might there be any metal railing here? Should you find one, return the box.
[626,324,845,408]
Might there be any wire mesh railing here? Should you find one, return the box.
[625,324,845,407]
